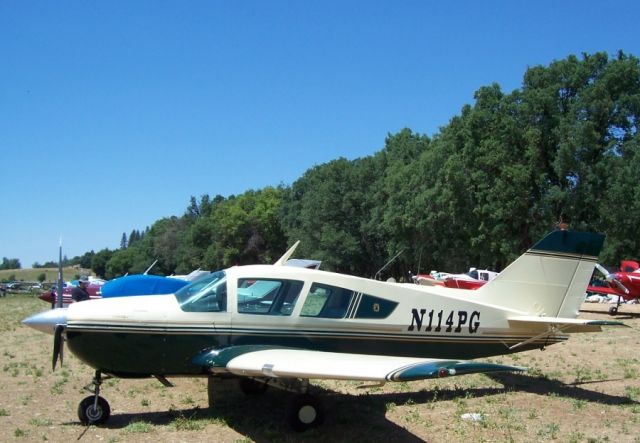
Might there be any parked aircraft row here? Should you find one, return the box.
[413,261,640,315]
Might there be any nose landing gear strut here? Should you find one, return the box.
[78,370,111,425]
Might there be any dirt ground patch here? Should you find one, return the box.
[1,295,639,442]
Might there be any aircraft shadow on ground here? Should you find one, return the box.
[74,383,432,442]
[579,307,640,319]
[487,372,638,405]
[67,374,636,442]
[67,380,505,442]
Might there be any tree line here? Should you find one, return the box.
[1,257,21,270]
[63,51,640,280]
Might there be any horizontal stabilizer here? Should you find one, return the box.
[508,316,626,333]
[192,346,525,382]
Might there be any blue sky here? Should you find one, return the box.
[1,1,639,268]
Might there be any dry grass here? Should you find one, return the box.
[1,294,639,442]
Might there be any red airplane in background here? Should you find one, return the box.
[39,282,102,307]
[588,260,640,315]
[412,268,499,290]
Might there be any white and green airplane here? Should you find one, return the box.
[23,230,623,431]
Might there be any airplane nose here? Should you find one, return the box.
[22,308,68,335]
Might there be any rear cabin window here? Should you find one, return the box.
[300,283,355,318]
[237,279,304,315]
[354,294,398,319]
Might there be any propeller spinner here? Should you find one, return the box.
[22,308,68,370]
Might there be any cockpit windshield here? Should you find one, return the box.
[174,271,227,312]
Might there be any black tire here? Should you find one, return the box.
[608,306,619,316]
[239,378,269,395]
[78,395,110,425]
[287,393,324,432]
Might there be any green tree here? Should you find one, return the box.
[281,157,388,275]
[105,247,148,278]
[146,216,189,275]
[192,187,287,270]
[74,251,95,269]
[91,249,114,279]
[0,257,21,270]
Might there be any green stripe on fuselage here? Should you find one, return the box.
[66,326,563,377]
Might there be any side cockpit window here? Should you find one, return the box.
[176,271,227,312]
[301,283,354,318]
[237,279,304,315]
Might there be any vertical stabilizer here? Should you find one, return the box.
[475,231,604,318]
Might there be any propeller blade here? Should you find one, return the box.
[595,263,610,277]
[612,278,630,295]
[595,264,630,295]
[52,325,65,370]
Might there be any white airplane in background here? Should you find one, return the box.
[23,230,623,431]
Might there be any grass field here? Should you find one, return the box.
[1,294,639,442]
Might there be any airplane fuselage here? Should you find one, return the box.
[64,264,565,378]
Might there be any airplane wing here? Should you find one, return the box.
[192,346,524,382]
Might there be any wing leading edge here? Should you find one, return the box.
[192,346,525,382]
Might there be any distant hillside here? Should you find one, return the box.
[0,267,92,283]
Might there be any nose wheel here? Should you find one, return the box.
[78,395,110,425]
[78,370,111,425]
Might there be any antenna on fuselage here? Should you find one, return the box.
[274,241,300,266]
[374,249,404,280]
[143,259,158,275]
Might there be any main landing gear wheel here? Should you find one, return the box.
[78,395,110,425]
[239,378,269,395]
[287,393,324,432]
[609,305,619,316]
